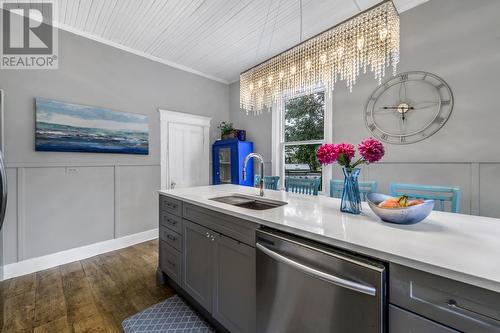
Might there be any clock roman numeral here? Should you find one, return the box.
[441,100,451,106]
[400,74,408,81]
[400,136,406,143]
[381,134,388,140]
[368,124,376,131]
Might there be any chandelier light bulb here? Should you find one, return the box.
[320,53,327,64]
[337,47,344,58]
[357,37,365,50]
[240,1,400,115]
[379,27,388,40]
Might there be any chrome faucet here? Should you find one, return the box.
[242,153,265,197]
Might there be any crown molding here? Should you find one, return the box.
[53,22,230,85]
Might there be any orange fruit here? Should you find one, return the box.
[408,199,424,206]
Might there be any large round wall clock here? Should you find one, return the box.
[364,71,454,145]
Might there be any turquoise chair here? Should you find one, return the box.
[285,177,320,196]
[390,183,461,213]
[330,180,377,201]
[254,175,280,190]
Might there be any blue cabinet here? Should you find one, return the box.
[213,139,253,186]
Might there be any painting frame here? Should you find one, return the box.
[35,98,149,155]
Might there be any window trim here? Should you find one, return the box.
[272,89,333,194]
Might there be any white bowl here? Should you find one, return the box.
[367,193,434,225]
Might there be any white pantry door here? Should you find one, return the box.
[159,109,211,190]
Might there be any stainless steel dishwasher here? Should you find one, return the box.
[256,228,387,333]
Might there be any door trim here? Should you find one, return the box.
[158,109,211,190]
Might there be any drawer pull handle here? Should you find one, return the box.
[166,234,177,241]
[165,203,178,209]
[167,260,176,267]
[446,299,500,324]
[165,218,177,225]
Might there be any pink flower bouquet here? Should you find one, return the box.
[317,137,385,170]
[317,138,385,214]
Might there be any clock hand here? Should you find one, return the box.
[380,106,414,110]
[399,112,407,132]
[375,107,398,115]
[412,101,439,110]
[398,82,407,101]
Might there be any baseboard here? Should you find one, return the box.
[2,228,159,280]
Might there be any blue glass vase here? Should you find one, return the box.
[341,167,361,214]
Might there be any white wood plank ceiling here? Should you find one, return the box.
[52,0,428,83]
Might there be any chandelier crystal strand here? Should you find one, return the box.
[240,1,399,115]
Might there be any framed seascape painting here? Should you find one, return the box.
[35,98,149,155]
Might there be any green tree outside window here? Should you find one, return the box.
[284,92,325,173]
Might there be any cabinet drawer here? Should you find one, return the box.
[160,226,182,252]
[390,263,500,333]
[160,240,182,286]
[160,195,182,216]
[183,203,257,247]
[390,305,459,333]
[160,211,183,234]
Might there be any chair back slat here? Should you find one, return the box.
[285,177,320,196]
[390,183,461,213]
[330,180,377,202]
[254,175,280,190]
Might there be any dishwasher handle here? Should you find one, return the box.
[256,243,377,297]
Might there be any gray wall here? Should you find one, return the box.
[1,29,229,265]
[229,82,273,174]
[229,0,500,217]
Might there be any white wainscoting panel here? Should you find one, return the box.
[1,163,162,279]
[116,165,160,237]
[3,168,18,265]
[479,164,500,219]
[21,166,115,260]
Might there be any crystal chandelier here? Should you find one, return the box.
[240,1,400,115]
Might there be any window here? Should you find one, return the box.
[273,90,332,192]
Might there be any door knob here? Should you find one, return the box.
[171,181,176,189]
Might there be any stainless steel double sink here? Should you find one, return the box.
[209,194,287,210]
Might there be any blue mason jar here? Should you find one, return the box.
[341,167,361,214]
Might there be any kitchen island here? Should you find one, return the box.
[158,184,500,333]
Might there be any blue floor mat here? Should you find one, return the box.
[122,295,215,333]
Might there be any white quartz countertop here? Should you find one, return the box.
[159,184,500,293]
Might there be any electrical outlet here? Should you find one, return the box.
[65,167,79,174]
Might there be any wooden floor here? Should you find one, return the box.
[0,239,175,333]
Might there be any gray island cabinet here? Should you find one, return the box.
[159,195,256,333]
[158,193,500,333]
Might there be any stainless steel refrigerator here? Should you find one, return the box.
[0,150,6,278]
[0,89,6,329]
